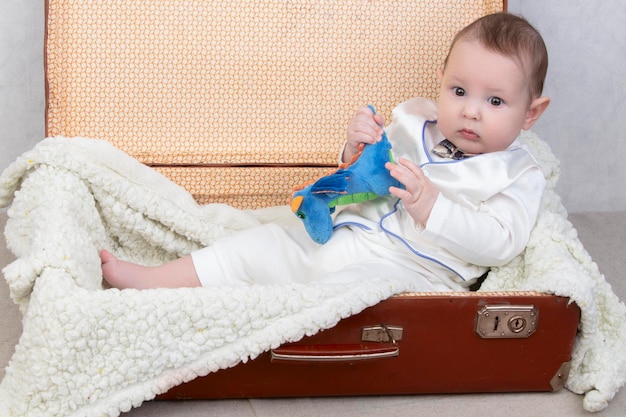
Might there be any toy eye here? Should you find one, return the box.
[297,211,306,219]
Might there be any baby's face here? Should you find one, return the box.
[436,39,534,154]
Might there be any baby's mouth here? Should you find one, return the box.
[459,128,479,141]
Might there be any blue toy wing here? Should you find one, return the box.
[310,171,352,195]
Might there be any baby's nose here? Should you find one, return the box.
[462,101,480,120]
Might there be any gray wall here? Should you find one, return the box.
[508,0,626,212]
[1,1,625,212]
[1,1,45,180]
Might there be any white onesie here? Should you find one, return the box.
[191,98,546,291]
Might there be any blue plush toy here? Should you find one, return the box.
[290,106,403,244]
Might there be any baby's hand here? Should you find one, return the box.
[386,158,439,228]
[343,106,385,163]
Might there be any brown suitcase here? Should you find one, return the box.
[159,293,580,399]
[41,0,583,404]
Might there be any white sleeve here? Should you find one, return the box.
[421,168,546,266]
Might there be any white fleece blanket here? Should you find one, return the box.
[0,133,624,416]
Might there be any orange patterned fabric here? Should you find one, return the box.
[45,0,502,207]
[156,166,330,209]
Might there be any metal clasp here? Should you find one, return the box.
[475,305,538,339]
[361,325,403,343]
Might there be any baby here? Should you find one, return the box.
[101,12,550,292]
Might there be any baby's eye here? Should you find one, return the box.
[488,96,504,106]
[452,87,466,97]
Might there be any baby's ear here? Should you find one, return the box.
[523,96,550,130]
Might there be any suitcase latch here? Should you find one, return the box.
[361,325,403,343]
[475,305,538,339]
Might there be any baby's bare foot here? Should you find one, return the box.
[100,249,152,289]
[100,249,126,288]
[100,249,201,289]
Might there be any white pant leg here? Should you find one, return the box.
[191,223,381,286]
[190,222,464,292]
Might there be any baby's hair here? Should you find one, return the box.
[444,13,548,100]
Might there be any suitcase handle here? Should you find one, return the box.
[270,343,399,362]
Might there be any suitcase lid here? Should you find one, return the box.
[45,0,503,167]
